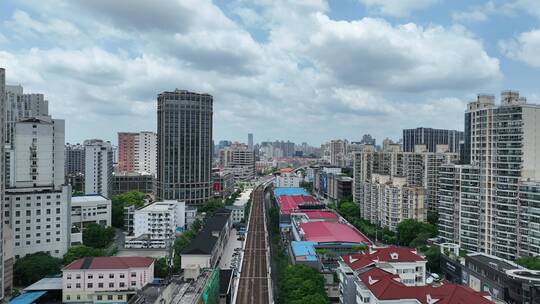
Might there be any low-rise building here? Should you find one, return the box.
[62,257,154,303]
[126,201,187,248]
[339,247,493,304]
[71,195,111,228]
[327,173,352,202]
[226,188,252,223]
[181,209,232,279]
[275,172,303,188]
[111,172,154,196]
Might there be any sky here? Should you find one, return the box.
[1,0,540,146]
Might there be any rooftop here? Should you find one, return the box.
[71,195,109,203]
[466,252,520,273]
[137,200,182,212]
[23,277,62,291]
[181,212,231,255]
[9,291,47,304]
[291,241,318,262]
[358,267,493,304]
[295,210,339,220]
[64,257,154,270]
[299,221,372,245]
[342,246,425,271]
[278,195,319,214]
[274,187,309,197]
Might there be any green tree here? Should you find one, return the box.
[111,191,146,228]
[280,265,329,304]
[154,257,169,278]
[63,245,106,264]
[83,224,115,248]
[516,256,540,270]
[396,219,437,246]
[14,252,62,286]
[424,246,441,273]
[427,211,438,225]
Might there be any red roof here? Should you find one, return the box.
[297,210,339,220]
[358,268,493,304]
[342,246,425,271]
[64,257,154,270]
[280,168,295,173]
[278,195,318,214]
[299,221,372,245]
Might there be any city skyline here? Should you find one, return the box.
[2,1,540,144]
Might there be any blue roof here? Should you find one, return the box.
[291,241,318,261]
[10,291,47,304]
[274,187,308,197]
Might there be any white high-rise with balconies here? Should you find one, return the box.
[84,139,113,198]
[438,91,540,260]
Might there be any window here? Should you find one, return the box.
[66,295,70,300]
[97,295,103,301]
[117,295,123,300]
[107,295,113,300]
[98,283,103,288]
[119,282,125,288]
[88,274,93,279]
[109,274,114,279]
[131,272,136,277]
[76,295,80,300]
[131,281,136,286]
[87,283,93,288]
[67,275,72,280]
[119,274,125,278]
[109,282,114,288]
[98,274,104,279]
[76,274,81,279]
[67,284,71,289]
[76,283,81,288]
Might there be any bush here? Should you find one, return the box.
[111,191,146,228]
[63,245,107,265]
[517,256,540,270]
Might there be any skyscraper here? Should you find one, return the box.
[156,89,213,206]
[65,143,86,176]
[402,127,464,153]
[248,133,253,150]
[84,139,113,198]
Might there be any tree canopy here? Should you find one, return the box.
[396,219,437,246]
[14,252,62,286]
[516,256,540,270]
[154,257,169,278]
[63,245,106,265]
[111,191,146,228]
[280,265,329,304]
[83,223,115,249]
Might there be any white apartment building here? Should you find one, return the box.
[226,188,252,223]
[84,139,113,198]
[275,173,302,188]
[438,92,540,260]
[4,85,48,146]
[136,131,157,176]
[62,256,154,303]
[219,143,255,181]
[359,174,425,231]
[330,139,347,167]
[4,116,71,259]
[353,145,457,220]
[133,201,187,241]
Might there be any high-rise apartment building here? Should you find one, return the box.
[219,143,256,181]
[156,90,213,206]
[438,92,540,260]
[84,139,113,198]
[247,133,253,150]
[0,68,5,300]
[4,85,48,146]
[330,139,347,167]
[117,131,157,176]
[403,127,464,153]
[353,144,457,230]
[65,143,85,176]
[5,115,71,259]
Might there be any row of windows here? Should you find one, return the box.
[66,294,124,301]
[15,238,61,246]
[67,272,137,280]
[66,281,135,289]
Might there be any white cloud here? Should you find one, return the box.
[359,0,437,17]
[500,29,540,67]
[0,0,503,143]
[305,16,501,91]
[6,10,80,37]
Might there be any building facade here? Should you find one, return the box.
[219,143,255,181]
[111,173,154,196]
[156,90,213,206]
[117,131,157,176]
[403,127,464,153]
[62,257,154,304]
[438,92,540,260]
[65,143,85,177]
[84,139,114,198]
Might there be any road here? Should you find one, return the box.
[236,183,270,304]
